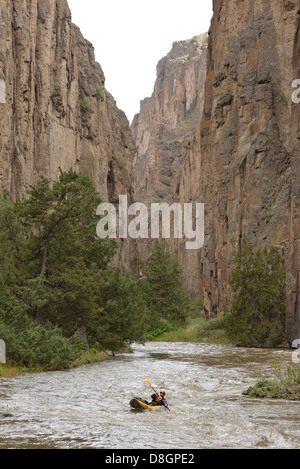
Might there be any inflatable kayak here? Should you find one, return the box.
[130,397,156,411]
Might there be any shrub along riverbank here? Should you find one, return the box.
[145,314,231,344]
[0,349,109,378]
[243,359,300,401]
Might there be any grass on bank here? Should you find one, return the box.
[145,311,231,344]
[0,363,26,378]
[244,358,300,401]
[143,295,229,343]
[0,349,109,378]
[0,344,135,378]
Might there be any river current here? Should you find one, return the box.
[0,342,299,449]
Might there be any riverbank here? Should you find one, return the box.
[2,320,298,404]
[150,316,231,344]
[0,316,229,378]
[149,317,300,402]
[0,349,109,378]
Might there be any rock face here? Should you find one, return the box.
[132,1,300,343]
[201,0,300,343]
[0,2,135,212]
[132,34,208,295]
[132,34,208,204]
[0,0,136,266]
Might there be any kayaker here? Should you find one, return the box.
[148,390,168,408]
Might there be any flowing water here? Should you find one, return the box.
[0,342,299,449]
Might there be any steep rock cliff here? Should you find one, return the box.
[201,0,300,343]
[132,34,208,295]
[0,1,135,204]
[0,0,136,265]
[132,34,207,203]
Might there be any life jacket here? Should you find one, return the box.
[151,394,167,406]
[152,395,162,406]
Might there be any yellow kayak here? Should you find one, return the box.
[130,397,156,411]
[137,400,156,411]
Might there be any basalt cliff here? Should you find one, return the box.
[133,0,300,344]
[132,34,208,296]
[0,0,136,265]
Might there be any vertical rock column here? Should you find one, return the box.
[200,0,300,340]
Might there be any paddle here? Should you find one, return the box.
[145,379,175,414]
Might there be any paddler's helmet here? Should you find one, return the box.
[160,390,166,396]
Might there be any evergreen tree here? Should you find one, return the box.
[10,170,116,333]
[143,240,190,331]
[95,268,148,351]
[223,236,286,347]
[0,170,147,363]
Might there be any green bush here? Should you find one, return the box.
[195,312,230,343]
[80,95,92,112]
[115,151,125,169]
[222,237,286,347]
[95,84,104,100]
[0,317,79,370]
[246,359,300,400]
[144,318,175,341]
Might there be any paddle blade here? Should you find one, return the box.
[145,379,152,388]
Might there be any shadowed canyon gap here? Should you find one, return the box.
[0,0,299,342]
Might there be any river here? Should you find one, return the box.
[0,342,299,449]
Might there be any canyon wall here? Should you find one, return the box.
[132,34,208,295]
[201,0,300,343]
[133,1,300,343]
[0,0,136,265]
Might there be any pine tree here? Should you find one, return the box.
[9,170,115,332]
[143,240,190,331]
[0,170,147,360]
[223,236,286,347]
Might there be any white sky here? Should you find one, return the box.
[68,0,213,123]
